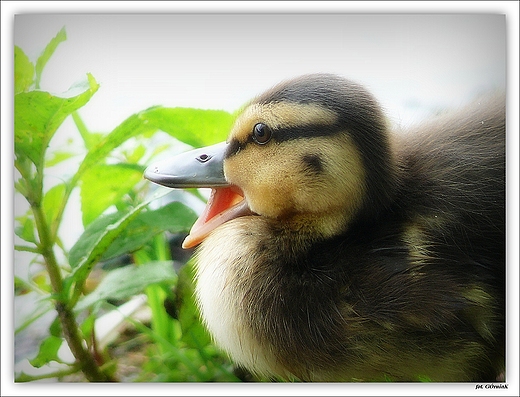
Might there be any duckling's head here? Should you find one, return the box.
[145,74,396,248]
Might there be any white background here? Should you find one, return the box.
[2,2,519,396]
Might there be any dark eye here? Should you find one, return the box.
[252,123,272,145]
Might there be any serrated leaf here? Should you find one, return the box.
[29,335,63,368]
[80,163,144,226]
[76,261,176,311]
[42,183,66,228]
[35,27,67,88]
[140,107,234,148]
[14,74,99,168]
[14,46,34,94]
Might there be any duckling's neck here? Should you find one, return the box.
[195,216,318,375]
[276,210,351,244]
[195,216,364,379]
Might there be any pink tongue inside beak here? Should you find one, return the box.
[182,187,251,249]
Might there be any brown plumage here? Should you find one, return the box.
[145,74,505,381]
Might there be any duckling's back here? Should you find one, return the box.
[397,94,505,253]
[256,94,506,382]
[331,94,506,381]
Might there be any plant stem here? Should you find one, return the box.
[32,204,63,294]
[32,201,115,382]
[55,301,114,381]
[48,182,74,244]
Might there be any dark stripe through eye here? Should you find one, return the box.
[225,139,245,158]
[276,124,340,142]
[225,123,340,159]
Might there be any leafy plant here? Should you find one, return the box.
[14,27,239,382]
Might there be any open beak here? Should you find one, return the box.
[144,142,252,249]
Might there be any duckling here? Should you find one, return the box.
[144,74,505,382]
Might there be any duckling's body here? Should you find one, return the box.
[145,74,505,382]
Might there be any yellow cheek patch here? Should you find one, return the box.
[230,102,338,142]
[224,133,366,235]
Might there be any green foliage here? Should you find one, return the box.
[15,215,37,245]
[14,73,99,169]
[140,106,234,147]
[29,336,63,368]
[42,183,67,230]
[14,27,239,382]
[14,46,34,94]
[75,261,176,311]
[80,164,144,226]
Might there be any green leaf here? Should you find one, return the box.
[67,189,171,287]
[80,312,96,341]
[14,73,99,169]
[136,201,198,232]
[42,183,66,228]
[100,201,197,261]
[141,107,234,148]
[80,163,144,226]
[71,106,231,191]
[49,316,62,338]
[125,143,146,164]
[15,215,37,244]
[71,111,104,151]
[35,27,67,89]
[14,46,34,94]
[68,212,122,270]
[29,335,63,368]
[76,261,177,311]
[45,150,76,167]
